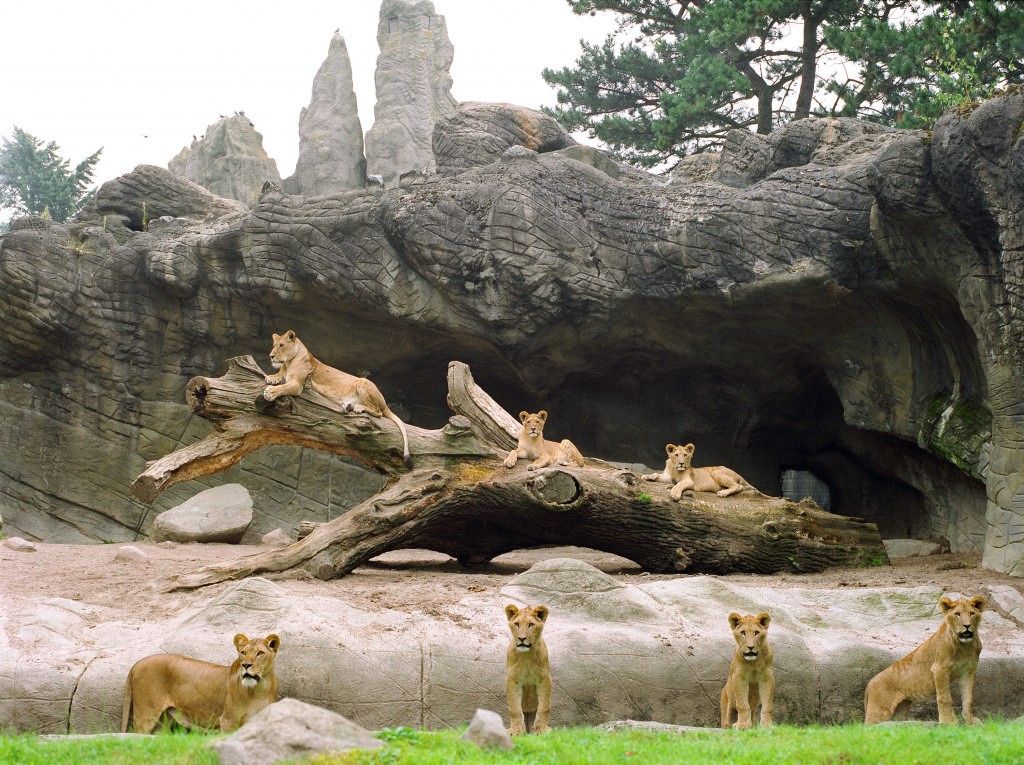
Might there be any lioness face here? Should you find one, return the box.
[666,443,695,473]
[729,612,770,661]
[519,410,548,441]
[233,633,281,689]
[268,330,302,370]
[505,604,549,653]
[940,596,985,644]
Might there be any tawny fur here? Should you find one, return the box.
[503,410,584,470]
[121,633,280,733]
[262,330,412,467]
[505,604,552,735]
[864,595,985,724]
[720,612,775,729]
[642,442,758,499]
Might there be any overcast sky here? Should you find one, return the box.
[1,1,617,188]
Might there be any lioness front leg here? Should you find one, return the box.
[759,675,775,727]
[733,681,753,729]
[506,679,526,736]
[641,471,671,483]
[263,379,304,401]
[959,670,980,724]
[669,478,694,500]
[528,453,556,470]
[932,665,957,723]
[533,676,552,734]
[504,448,524,469]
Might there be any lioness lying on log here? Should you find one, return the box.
[504,410,584,470]
[263,330,413,467]
[642,442,760,499]
[864,595,985,724]
[505,604,552,735]
[720,612,775,729]
[121,632,281,733]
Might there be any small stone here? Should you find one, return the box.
[5,536,37,552]
[461,708,514,750]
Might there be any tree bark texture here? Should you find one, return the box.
[134,357,887,590]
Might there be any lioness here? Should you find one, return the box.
[121,633,281,733]
[504,410,584,470]
[642,442,757,500]
[864,595,985,724]
[720,612,775,729]
[263,330,412,467]
[505,604,552,735]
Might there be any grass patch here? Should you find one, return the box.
[6,721,1021,765]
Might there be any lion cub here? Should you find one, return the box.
[505,604,552,735]
[720,612,774,729]
[504,410,584,470]
[263,330,412,467]
[121,633,281,733]
[864,595,985,724]
[643,442,756,499]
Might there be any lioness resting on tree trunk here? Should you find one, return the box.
[864,595,985,724]
[643,442,760,500]
[121,633,281,733]
[505,604,552,735]
[262,330,413,468]
[504,410,584,470]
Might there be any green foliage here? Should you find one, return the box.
[0,126,102,223]
[0,730,218,765]
[545,1,1024,166]
[637,492,652,503]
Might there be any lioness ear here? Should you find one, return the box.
[757,612,771,628]
[285,330,296,340]
[519,411,529,423]
[970,596,986,612]
[505,604,520,620]
[683,443,695,454]
[265,634,281,653]
[272,333,281,342]
[728,612,742,629]
[538,410,548,422]
[665,444,675,454]
[233,633,249,651]
[534,605,549,622]
[939,596,954,614]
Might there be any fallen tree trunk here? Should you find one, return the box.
[135,358,887,590]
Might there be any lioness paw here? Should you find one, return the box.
[262,387,277,401]
[504,453,518,468]
[533,723,550,734]
[669,486,684,500]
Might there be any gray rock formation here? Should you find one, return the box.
[285,33,367,196]
[152,483,253,543]
[3,559,1022,733]
[169,115,281,207]
[462,708,514,750]
[364,0,457,186]
[1,91,1024,574]
[433,102,577,176]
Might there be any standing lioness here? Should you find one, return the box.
[864,595,985,724]
[263,330,412,467]
[121,633,281,733]
[505,604,552,735]
[720,612,775,729]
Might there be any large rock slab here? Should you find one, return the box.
[152,483,253,543]
[2,559,1022,734]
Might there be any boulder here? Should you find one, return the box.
[152,484,253,543]
[364,0,457,186]
[461,708,513,750]
[168,115,282,207]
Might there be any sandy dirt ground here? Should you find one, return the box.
[3,541,1022,630]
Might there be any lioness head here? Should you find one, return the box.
[728,612,770,661]
[665,443,696,472]
[505,604,549,653]
[940,595,985,644]
[268,330,304,370]
[233,633,281,689]
[519,411,548,441]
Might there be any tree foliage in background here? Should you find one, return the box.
[543,0,1024,168]
[0,126,102,223]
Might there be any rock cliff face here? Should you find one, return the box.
[168,115,281,207]
[2,92,1024,576]
[286,33,367,195]
[364,0,457,186]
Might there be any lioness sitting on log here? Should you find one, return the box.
[121,632,281,733]
[504,410,584,470]
[263,330,412,467]
[864,595,986,724]
[642,442,758,499]
[720,612,775,729]
[505,604,552,735]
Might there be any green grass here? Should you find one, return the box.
[4,721,1022,765]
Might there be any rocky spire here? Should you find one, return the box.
[285,32,366,196]
[364,0,457,187]
[168,115,281,207]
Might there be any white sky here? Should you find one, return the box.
[1,1,618,187]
